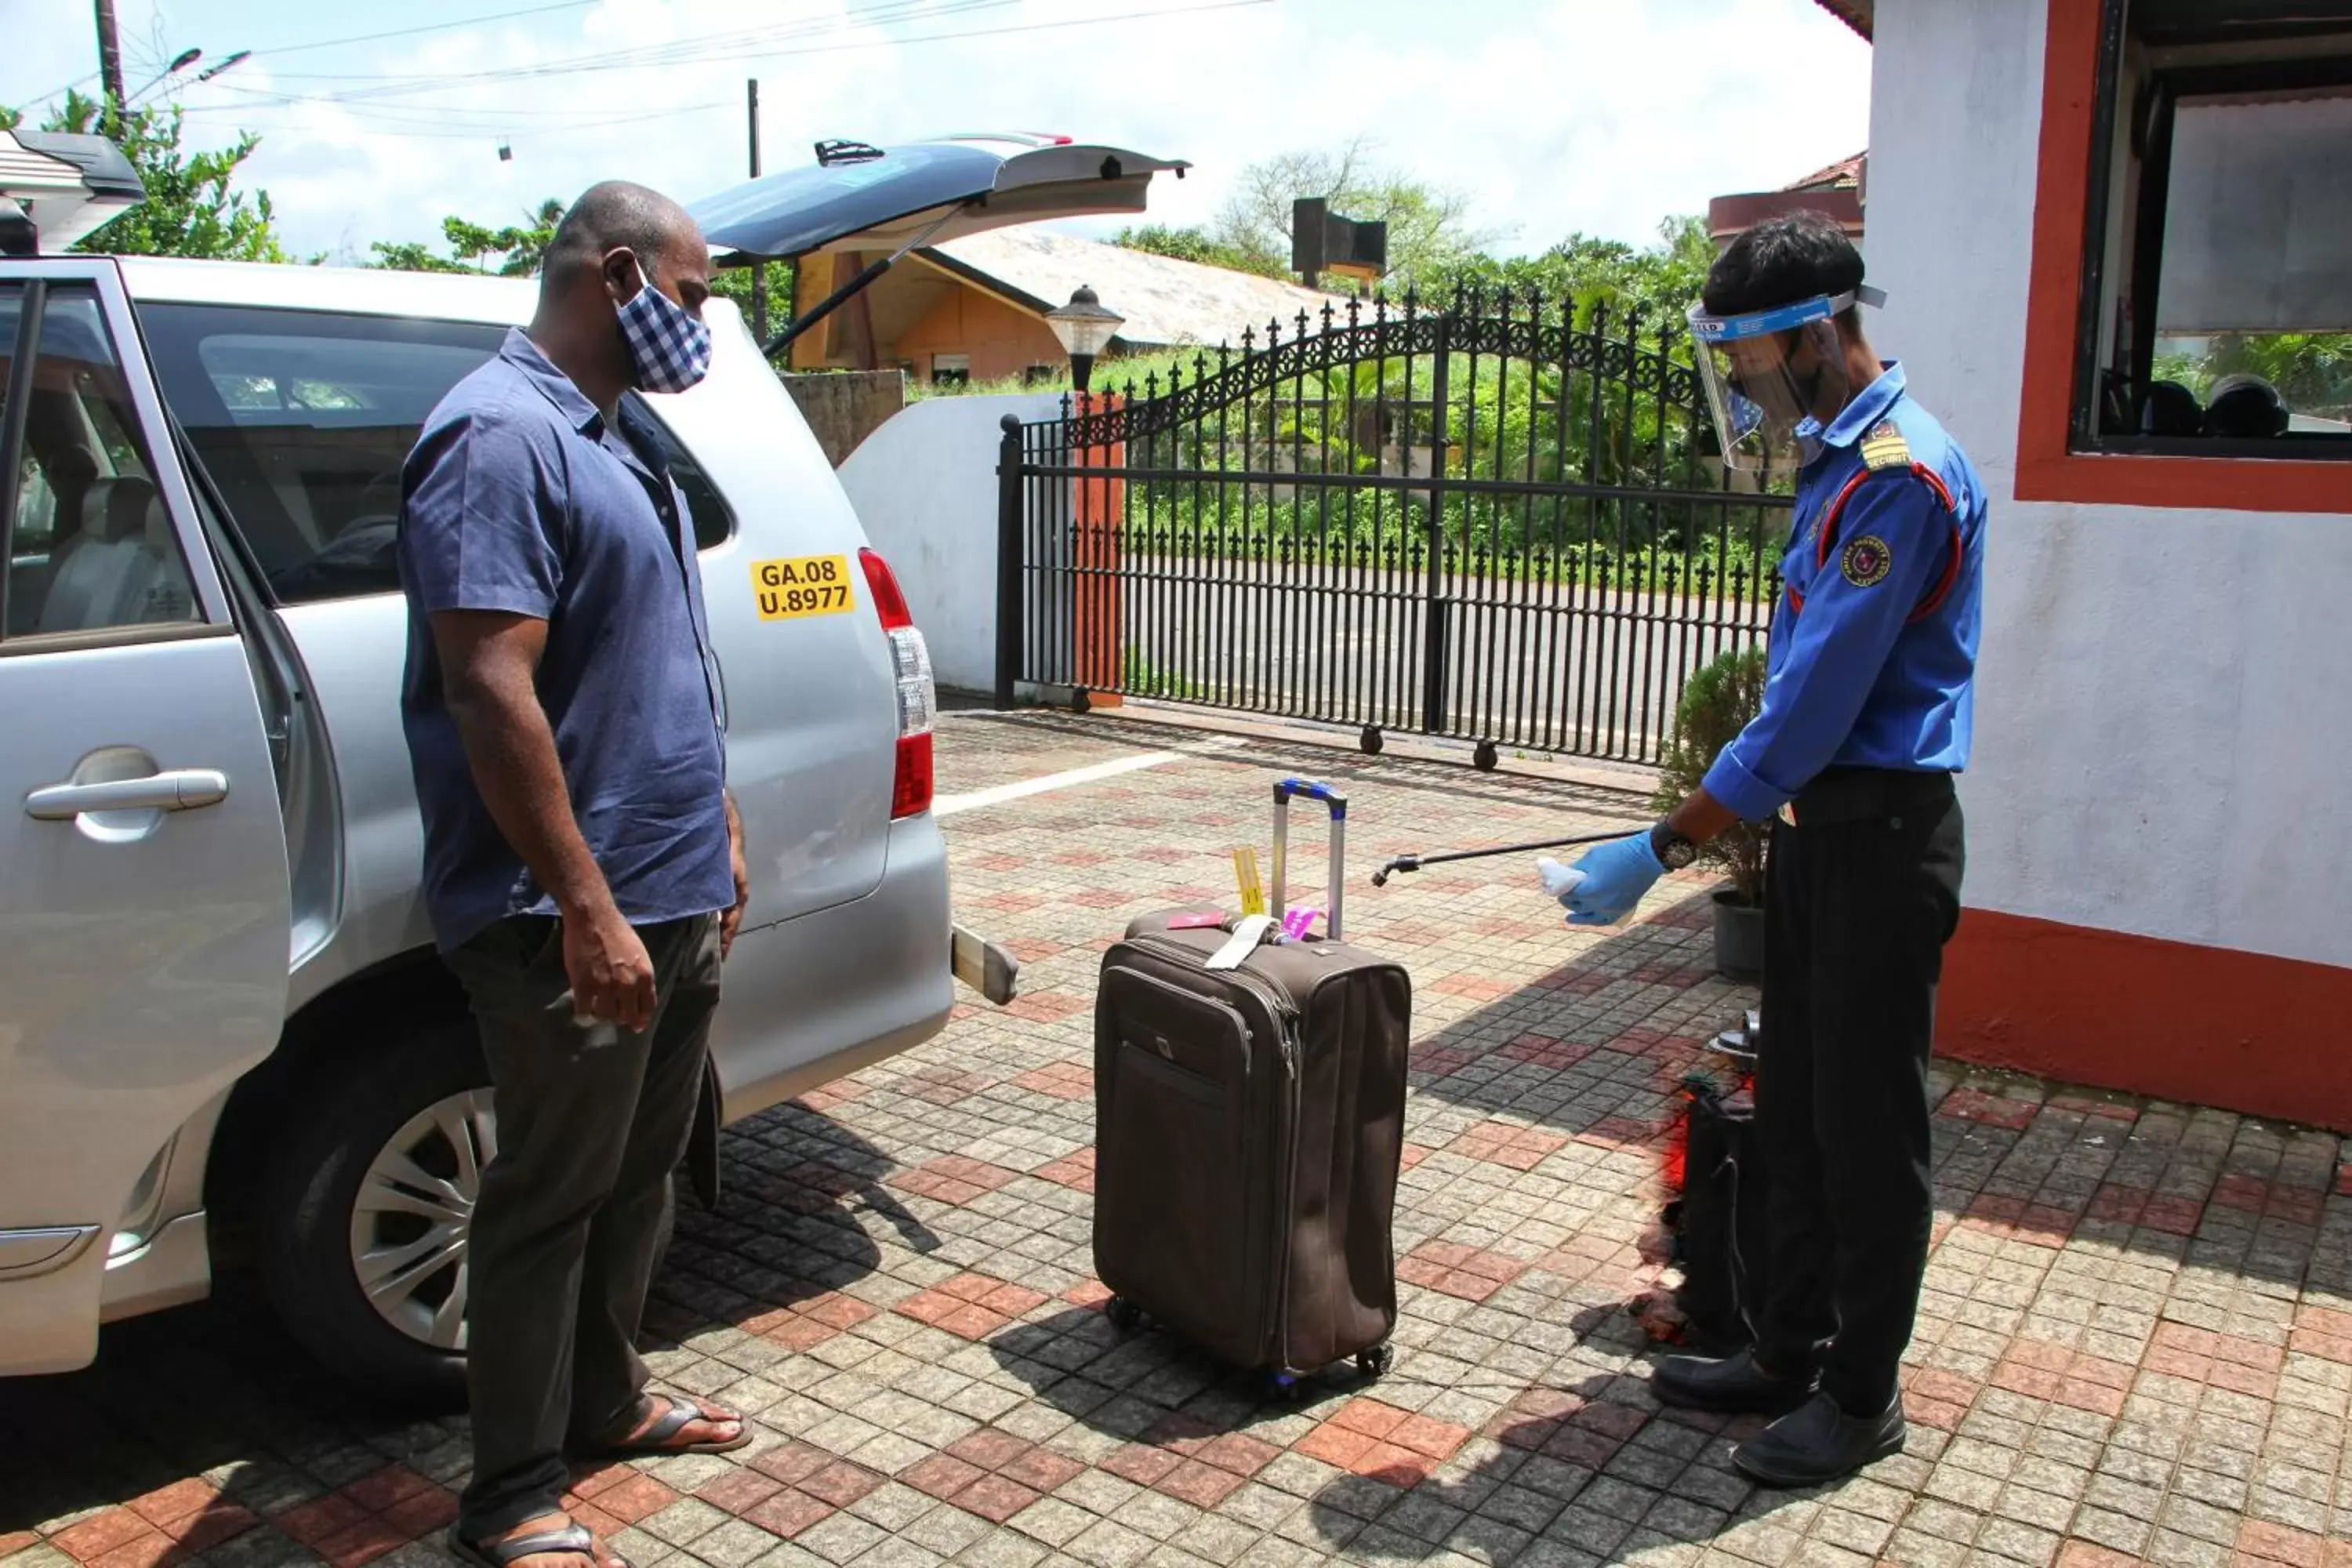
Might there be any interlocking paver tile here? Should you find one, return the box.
[6,713,2350,1568]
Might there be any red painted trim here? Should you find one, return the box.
[2015,0,2352,515]
[1073,395,1124,705]
[1940,908,2352,1132]
[1785,466,1962,622]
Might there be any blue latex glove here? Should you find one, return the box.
[1562,830,1666,926]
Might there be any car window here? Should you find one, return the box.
[137,303,735,606]
[2,284,202,640]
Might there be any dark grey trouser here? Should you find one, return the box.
[445,911,722,1540]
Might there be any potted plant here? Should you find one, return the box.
[1653,646,1769,979]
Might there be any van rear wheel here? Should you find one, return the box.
[255,1021,675,1406]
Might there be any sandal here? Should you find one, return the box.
[447,1521,626,1568]
[586,1394,753,1458]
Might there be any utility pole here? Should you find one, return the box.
[93,0,126,129]
[747,78,768,346]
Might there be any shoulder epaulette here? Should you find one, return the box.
[1859,419,1911,472]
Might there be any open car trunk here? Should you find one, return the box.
[688,133,1189,355]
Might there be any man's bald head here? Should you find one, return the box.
[527,179,713,411]
[541,180,706,296]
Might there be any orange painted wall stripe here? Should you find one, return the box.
[1939,909,2352,1133]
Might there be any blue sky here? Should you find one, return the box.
[2,0,1871,263]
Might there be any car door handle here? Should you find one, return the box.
[24,769,230,820]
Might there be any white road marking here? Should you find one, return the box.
[934,750,1184,818]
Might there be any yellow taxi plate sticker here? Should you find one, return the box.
[752,555,857,621]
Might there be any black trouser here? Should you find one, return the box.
[443,911,723,1540]
[1754,769,1963,1416]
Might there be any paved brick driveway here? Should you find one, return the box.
[4,711,2350,1568]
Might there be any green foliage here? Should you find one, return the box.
[364,240,471,274]
[1115,224,1286,279]
[905,348,1202,403]
[710,261,797,352]
[1652,647,1769,903]
[368,198,561,274]
[1425,216,1715,320]
[1123,644,1203,701]
[445,198,565,276]
[2204,333,2352,421]
[7,90,286,261]
[2152,332,2352,423]
[1208,137,1497,291]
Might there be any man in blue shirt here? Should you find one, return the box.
[1560,212,1985,1486]
[399,182,753,1568]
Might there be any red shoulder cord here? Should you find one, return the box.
[1784,462,1964,622]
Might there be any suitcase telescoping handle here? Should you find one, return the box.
[1270,778,1346,942]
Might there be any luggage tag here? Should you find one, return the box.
[1232,847,1267,917]
[1278,906,1321,942]
[1204,913,1274,970]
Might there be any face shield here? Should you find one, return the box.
[1688,285,1885,472]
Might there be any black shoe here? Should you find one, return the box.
[1732,1392,1907,1487]
[1650,1346,1818,1414]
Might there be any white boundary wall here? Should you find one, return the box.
[837,394,1062,697]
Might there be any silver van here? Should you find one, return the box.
[0,129,1182,1396]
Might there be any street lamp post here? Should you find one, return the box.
[1044,285,1123,394]
[129,46,248,102]
[129,47,201,103]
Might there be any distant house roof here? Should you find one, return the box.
[1813,0,1871,39]
[1708,150,1868,246]
[924,227,1347,351]
[1785,152,1866,192]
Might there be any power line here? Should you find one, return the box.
[259,1,601,57]
[180,97,735,140]
[261,0,881,78]
[9,1,598,119]
[224,0,1030,100]
[204,0,1269,111]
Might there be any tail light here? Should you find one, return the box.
[859,547,935,818]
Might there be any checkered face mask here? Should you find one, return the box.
[616,259,712,394]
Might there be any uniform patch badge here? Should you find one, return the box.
[1841,534,1893,588]
[1860,419,1911,471]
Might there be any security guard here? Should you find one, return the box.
[1560,211,1985,1487]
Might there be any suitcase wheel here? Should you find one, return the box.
[1355,1344,1396,1381]
[1105,1296,1145,1333]
[1262,1370,1308,1404]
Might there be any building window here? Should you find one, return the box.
[2074,0,2352,459]
[929,353,971,388]
[1023,364,1060,387]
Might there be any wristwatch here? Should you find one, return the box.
[1649,821,1700,870]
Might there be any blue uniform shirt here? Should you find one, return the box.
[397,328,733,952]
[1702,362,1987,822]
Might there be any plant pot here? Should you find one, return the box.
[1712,891,1765,982]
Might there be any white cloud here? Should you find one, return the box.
[7,0,1870,263]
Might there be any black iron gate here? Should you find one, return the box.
[996,289,1795,767]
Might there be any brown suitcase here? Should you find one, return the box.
[1092,779,1413,1388]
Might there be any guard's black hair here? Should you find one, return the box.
[1702,210,1866,318]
